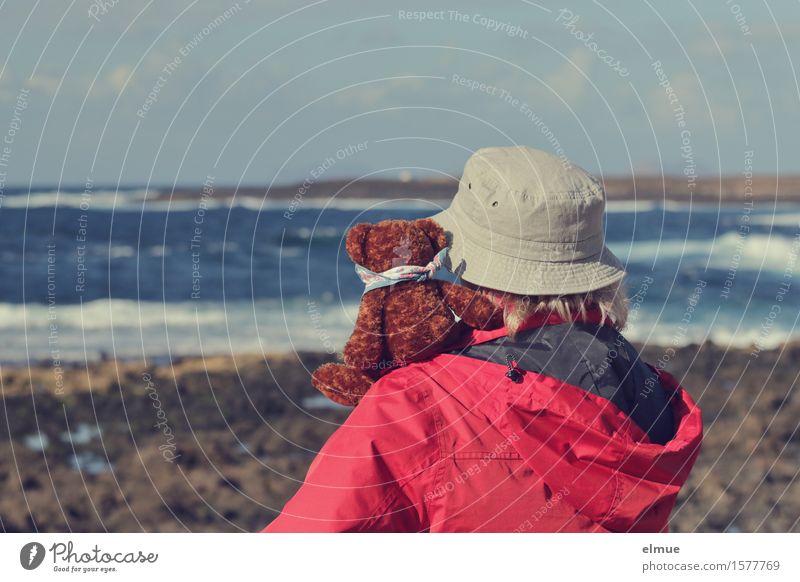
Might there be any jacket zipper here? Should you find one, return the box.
[505,352,524,383]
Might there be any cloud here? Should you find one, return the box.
[26,74,60,95]
[690,33,736,58]
[107,65,132,93]
[332,76,432,108]
[544,48,592,103]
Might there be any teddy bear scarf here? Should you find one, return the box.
[354,247,449,294]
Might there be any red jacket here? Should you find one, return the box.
[263,312,703,532]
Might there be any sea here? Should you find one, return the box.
[1,186,799,364]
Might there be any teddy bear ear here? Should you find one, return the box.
[414,218,448,252]
[345,223,371,264]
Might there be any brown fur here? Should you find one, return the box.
[311,219,503,406]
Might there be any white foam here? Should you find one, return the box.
[109,245,136,258]
[3,295,797,363]
[749,213,800,227]
[609,232,800,274]
[605,200,659,213]
[0,190,443,213]
[0,298,359,362]
[626,313,795,350]
[284,226,341,241]
[0,189,152,210]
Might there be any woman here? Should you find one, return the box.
[263,146,703,532]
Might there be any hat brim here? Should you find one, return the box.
[430,207,626,296]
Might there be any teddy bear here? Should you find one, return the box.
[311,218,503,406]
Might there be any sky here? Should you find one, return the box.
[0,0,799,188]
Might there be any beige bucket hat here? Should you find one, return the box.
[431,146,625,296]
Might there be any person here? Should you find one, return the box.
[263,146,703,532]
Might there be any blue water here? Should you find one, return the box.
[0,188,798,362]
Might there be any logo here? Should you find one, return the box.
[20,542,46,570]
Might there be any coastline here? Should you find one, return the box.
[1,342,798,532]
[151,175,799,205]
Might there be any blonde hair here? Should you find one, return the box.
[471,279,628,337]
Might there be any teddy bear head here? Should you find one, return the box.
[345,218,448,273]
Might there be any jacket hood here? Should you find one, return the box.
[430,348,703,532]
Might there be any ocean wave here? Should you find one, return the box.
[748,213,800,227]
[0,298,359,362]
[0,294,795,364]
[625,312,795,350]
[282,226,343,245]
[0,189,152,210]
[609,231,800,274]
[605,201,659,213]
[0,190,445,213]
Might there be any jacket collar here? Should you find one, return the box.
[459,306,613,349]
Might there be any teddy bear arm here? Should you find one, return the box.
[343,288,387,369]
[438,281,504,330]
[311,363,374,407]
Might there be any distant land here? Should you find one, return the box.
[160,175,800,204]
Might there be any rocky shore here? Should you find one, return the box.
[1,342,798,532]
